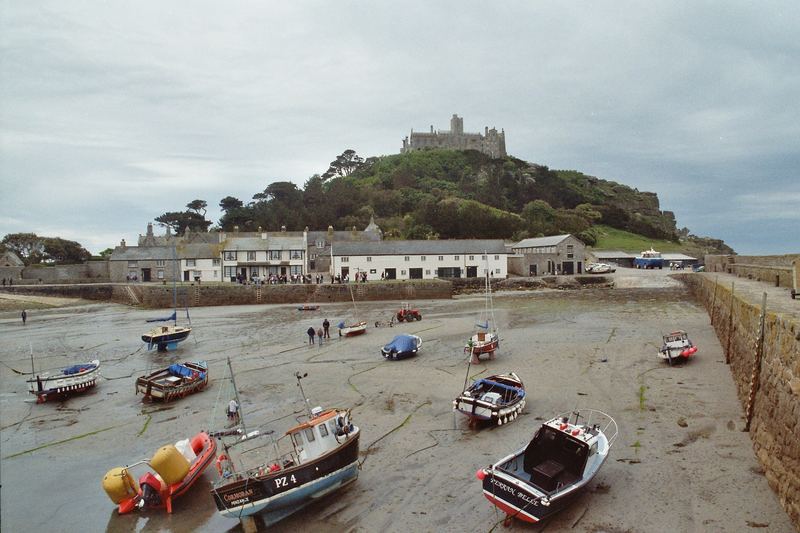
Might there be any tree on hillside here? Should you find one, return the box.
[186,199,208,217]
[219,196,243,211]
[322,149,365,180]
[1,233,45,265]
[155,211,211,234]
[41,237,92,264]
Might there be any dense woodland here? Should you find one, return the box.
[155,149,731,253]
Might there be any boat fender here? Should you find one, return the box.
[559,423,569,431]
[216,454,229,476]
[476,468,487,480]
[269,463,281,472]
[571,428,582,436]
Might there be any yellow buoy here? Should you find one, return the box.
[151,444,190,485]
[102,467,139,504]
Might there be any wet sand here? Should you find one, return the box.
[0,270,794,532]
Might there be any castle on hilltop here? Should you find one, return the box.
[401,114,506,158]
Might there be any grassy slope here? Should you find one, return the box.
[589,225,687,253]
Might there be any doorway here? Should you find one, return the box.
[384,268,396,280]
[562,262,574,275]
[466,266,478,278]
[409,268,423,279]
[141,268,151,282]
[529,264,537,276]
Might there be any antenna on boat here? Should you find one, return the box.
[295,371,313,418]
[227,356,247,436]
[461,348,473,393]
[29,342,35,376]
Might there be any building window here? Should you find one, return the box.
[438,256,444,261]
[341,257,349,263]
[157,270,164,279]
[404,256,410,261]
[192,270,201,279]
[186,259,196,267]
[212,258,220,266]
[566,245,574,259]
[290,250,304,260]
[454,256,459,260]
[310,253,317,260]
[401,270,406,275]
[425,270,431,275]
[481,255,487,260]
[224,266,237,278]
[366,257,372,262]
[224,251,236,261]
[495,268,501,274]
[213,271,218,277]
[247,251,256,261]
[290,265,302,275]
[369,269,377,274]
[494,255,500,260]
[128,261,138,268]
[156,260,165,267]
[269,250,281,260]
[316,240,325,249]
[469,255,474,261]
[421,256,426,261]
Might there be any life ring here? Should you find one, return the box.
[216,454,229,476]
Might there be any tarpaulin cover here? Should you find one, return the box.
[472,378,525,396]
[383,335,418,353]
[62,363,96,375]
[168,364,193,378]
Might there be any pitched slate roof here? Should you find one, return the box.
[222,236,305,251]
[109,243,218,261]
[591,250,635,259]
[512,234,572,249]
[332,239,508,256]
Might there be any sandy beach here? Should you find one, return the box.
[0,269,794,532]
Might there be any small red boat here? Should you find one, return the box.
[103,431,217,514]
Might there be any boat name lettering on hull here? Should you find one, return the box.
[274,474,297,489]
[489,477,539,506]
[224,488,254,504]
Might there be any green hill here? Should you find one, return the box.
[163,148,732,255]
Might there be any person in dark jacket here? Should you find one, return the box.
[307,326,316,345]
[322,319,330,338]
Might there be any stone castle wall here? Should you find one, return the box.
[678,274,800,526]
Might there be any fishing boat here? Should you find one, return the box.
[477,409,618,525]
[211,368,360,526]
[381,334,422,360]
[454,372,525,427]
[26,359,100,403]
[658,330,697,364]
[102,431,216,514]
[633,247,663,269]
[141,245,192,351]
[338,283,367,337]
[466,257,499,363]
[135,361,209,402]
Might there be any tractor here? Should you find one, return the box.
[396,302,422,322]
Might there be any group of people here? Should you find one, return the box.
[307,319,331,346]
[1,277,14,286]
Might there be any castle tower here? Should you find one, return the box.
[450,114,463,135]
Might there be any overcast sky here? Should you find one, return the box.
[1,1,798,254]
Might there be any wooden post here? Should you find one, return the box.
[744,292,767,432]
[710,275,719,326]
[725,281,734,364]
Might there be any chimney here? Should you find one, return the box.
[146,223,154,236]
[351,225,357,237]
[327,225,334,238]
[120,239,126,249]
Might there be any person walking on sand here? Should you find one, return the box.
[21,309,27,325]
[307,326,316,345]
[323,318,330,338]
[227,398,240,424]
[317,327,324,347]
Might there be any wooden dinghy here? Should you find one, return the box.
[26,360,100,403]
[136,361,208,402]
[453,372,525,427]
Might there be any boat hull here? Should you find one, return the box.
[142,327,192,350]
[212,433,360,522]
[481,473,583,523]
[135,361,209,402]
[27,360,100,403]
[339,322,367,337]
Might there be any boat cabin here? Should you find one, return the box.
[286,407,352,463]
[519,419,601,493]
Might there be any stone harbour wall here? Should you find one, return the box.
[678,273,800,526]
[705,254,799,289]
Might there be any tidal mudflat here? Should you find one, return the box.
[0,272,794,532]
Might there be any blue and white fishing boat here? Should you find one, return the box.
[27,359,100,403]
[633,247,663,269]
[211,369,359,525]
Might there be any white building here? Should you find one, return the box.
[331,240,508,281]
[221,231,308,281]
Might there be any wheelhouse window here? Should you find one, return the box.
[319,424,329,437]
[304,428,315,442]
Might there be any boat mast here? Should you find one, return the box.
[295,371,314,418]
[172,243,178,326]
[29,342,35,376]
[227,356,247,435]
